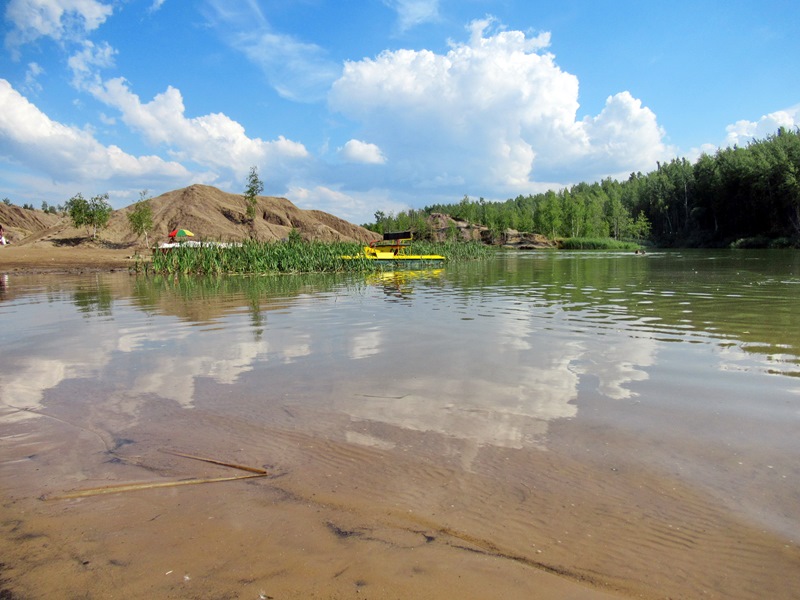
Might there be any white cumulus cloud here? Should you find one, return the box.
[68,39,116,88]
[574,91,668,179]
[724,105,800,147]
[0,78,189,183]
[91,77,310,181]
[4,0,113,50]
[329,18,671,195]
[339,139,387,164]
[287,184,407,225]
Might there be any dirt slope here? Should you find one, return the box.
[0,203,61,244]
[1,185,379,249]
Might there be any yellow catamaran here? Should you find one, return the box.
[344,231,445,267]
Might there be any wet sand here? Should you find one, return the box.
[0,245,141,273]
[2,387,799,600]
[2,410,624,600]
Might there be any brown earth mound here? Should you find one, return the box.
[1,184,378,249]
[0,203,61,243]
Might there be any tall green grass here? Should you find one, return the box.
[558,238,642,250]
[145,239,491,275]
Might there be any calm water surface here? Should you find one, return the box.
[2,249,799,597]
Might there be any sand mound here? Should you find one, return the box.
[0,203,61,244]
[1,185,379,248]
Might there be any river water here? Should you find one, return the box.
[1,249,799,599]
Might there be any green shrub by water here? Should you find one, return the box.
[559,238,641,250]
[146,239,491,275]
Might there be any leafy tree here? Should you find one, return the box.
[631,211,652,241]
[412,211,432,240]
[243,166,264,222]
[373,210,386,233]
[584,192,609,238]
[562,189,585,237]
[455,194,476,222]
[2,198,11,206]
[87,194,113,238]
[537,191,563,238]
[128,190,154,246]
[66,193,112,239]
[65,193,90,229]
[514,195,535,233]
[692,153,721,234]
[605,184,629,239]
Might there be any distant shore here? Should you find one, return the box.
[0,245,145,274]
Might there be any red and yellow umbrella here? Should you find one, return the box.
[168,228,194,238]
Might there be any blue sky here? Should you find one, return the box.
[1,0,799,224]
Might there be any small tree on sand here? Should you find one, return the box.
[128,190,154,247]
[243,166,264,223]
[65,193,112,239]
[65,193,89,229]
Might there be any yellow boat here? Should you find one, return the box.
[344,231,445,267]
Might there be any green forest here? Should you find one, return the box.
[368,128,800,248]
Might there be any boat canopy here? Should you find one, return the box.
[382,231,412,241]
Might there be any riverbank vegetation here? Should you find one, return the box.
[368,128,800,248]
[559,238,641,250]
[145,238,490,275]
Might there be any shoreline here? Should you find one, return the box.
[0,245,145,274]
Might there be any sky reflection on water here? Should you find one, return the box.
[3,251,800,564]
[3,252,800,538]
[1,251,798,452]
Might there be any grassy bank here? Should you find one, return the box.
[558,237,642,250]
[143,239,491,275]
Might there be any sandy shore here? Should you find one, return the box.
[4,378,800,600]
[0,245,144,273]
[0,406,629,600]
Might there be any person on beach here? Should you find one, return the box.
[0,224,7,245]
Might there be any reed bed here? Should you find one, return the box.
[559,237,642,250]
[146,239,491,275]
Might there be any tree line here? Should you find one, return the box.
[370,128,800,247]
[2,197,63,214]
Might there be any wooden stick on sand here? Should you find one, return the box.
[45,450,269,500]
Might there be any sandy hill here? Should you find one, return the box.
[1,185,379,248]
[0,203,61,242]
